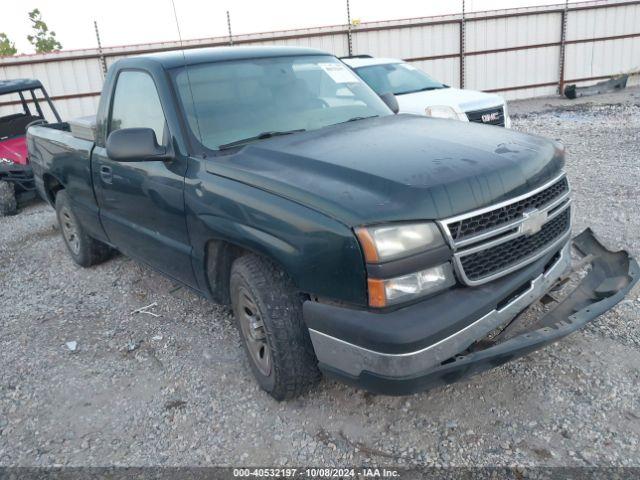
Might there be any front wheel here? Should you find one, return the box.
[55,190,114,267]
[0,181,17,216]
[230,254,321,400]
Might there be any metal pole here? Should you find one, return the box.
[227,10,233,46]
[558,0,569,95]
[94,20,107,77]
[459,0,466,89]
[346,0,353,56]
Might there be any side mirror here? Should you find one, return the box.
[106,128,171,162]
[379,92,399,114]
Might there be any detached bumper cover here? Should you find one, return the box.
[306,229,638,395]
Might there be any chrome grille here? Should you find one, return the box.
[438,173,572,286]
[465,106,506,127]
[448,177,569,242]
[459,208,570,282]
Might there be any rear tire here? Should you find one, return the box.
[55,190,113,267]
[230,254,321,400]
[0,181,17,216]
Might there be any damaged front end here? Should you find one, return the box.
[369,229,638,394]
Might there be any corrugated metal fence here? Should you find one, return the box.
[1,0,639,119]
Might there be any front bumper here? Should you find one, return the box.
[0,161,35,192]
[305,229,638,395]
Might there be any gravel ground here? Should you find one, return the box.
[1,87,639,468]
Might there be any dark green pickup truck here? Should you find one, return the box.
[27,46,638,399]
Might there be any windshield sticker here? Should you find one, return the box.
[319,63,360,83]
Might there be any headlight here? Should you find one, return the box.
[368,263,456,307]
[425,105,466,121]
[355,222,445,263]
[0,157,14,165]
[355,222,455,307]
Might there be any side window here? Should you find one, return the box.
[109,71,166,143]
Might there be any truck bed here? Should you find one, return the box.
[27,122,105,242]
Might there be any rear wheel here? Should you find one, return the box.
[55,190,113,267]
[0,181,17,216]
[230,254,321,400]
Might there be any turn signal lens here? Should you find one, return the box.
[355,227,380,263]
[367,278,386,308]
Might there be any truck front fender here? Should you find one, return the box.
[185,173,367,306]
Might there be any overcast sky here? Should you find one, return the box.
[3,0,580,54]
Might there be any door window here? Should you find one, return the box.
[109,71,166,143]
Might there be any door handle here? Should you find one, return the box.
[100,165,113,184]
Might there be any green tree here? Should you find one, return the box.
[0,33,17,57]
[27,8,62,53]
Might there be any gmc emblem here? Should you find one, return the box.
[481,112,500,123]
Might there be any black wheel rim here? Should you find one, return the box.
[237,286,272,377]
[60,207,80,255]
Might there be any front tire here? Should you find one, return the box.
[55,190,113,267]
[230,254,321,400]
[0,181,17,216]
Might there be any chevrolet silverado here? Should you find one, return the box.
[27,47,638,400]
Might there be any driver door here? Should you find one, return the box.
[92,70,195,286]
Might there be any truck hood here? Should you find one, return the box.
[207,114,564,226]
[396,87,505,115]
[0,136,28,165]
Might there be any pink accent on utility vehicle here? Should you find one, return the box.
[0,136,28,165]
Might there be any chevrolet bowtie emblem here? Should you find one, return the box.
[521,208,547,236]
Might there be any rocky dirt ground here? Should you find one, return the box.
[1,87,639,468]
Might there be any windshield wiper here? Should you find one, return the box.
[219,129,306,149]
[396,86,442,95]
[332,115,379,126]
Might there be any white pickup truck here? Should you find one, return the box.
[343,56,511,128]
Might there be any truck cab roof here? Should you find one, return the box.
[123,46,329,69]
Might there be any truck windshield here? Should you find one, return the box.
[355,62,446,96]
[173,55,392,150]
